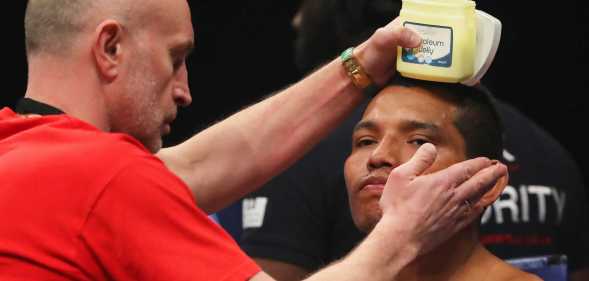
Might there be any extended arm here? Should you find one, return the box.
[158,20,421,213]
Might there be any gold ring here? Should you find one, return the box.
[340,47,373,90]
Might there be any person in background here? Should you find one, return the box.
[240,0,589,280]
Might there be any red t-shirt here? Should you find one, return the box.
[0,108,260,280]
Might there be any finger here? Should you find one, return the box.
[355,18,422,85]
[372,24,422,51]
[454,203,487,234]
[437,197,484,241]
[392,143,437,179]
[427,157,492,192]
[454,162,508,204]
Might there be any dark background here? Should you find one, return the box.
[4,1,589,192]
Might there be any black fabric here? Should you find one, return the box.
[240,103,367,270]
[481,102,589,272]
[240,99,589,273]
[15,98,64,116]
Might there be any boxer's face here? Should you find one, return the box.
[344,85,466,232]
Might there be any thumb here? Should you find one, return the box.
[392,143,437,179]
[357,20,422,85]
[372,22,422,51]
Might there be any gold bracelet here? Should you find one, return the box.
[340,47,373,90]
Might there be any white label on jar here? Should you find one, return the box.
[402,22,453,67]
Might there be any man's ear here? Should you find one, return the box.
[92,20,124,81]
[475,171,508,208]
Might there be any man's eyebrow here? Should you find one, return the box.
[401,120,440,133]
[353,120,377,133]
[354,119,440,133]
[353,119,441,135]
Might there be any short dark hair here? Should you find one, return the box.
[388,75,504,160]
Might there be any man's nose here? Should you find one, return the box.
[367,138,401,171]
[174,65,192,107]
[173,86,192,107]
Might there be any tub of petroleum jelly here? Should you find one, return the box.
[397,0,476,83]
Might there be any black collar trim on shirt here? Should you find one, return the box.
[15,98,64,116]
